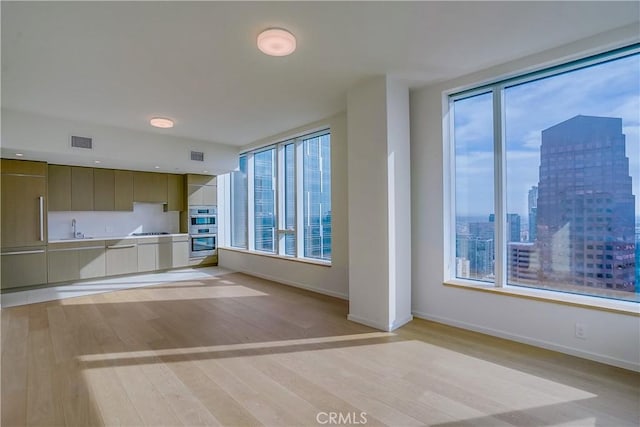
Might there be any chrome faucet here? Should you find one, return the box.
[72,218,77,237]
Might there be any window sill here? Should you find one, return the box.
[219,246,332,267]
[443,279,640,317]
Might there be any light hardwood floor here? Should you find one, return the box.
[2,272,639,426]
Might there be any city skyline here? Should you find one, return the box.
[454,53,639,218]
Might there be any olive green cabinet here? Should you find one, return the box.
[114,170,134,211]
[167,174,184,211]
[48,241,106,283]
[94,168,115,211]
[71,167,94,211]
[1,248,48,290]
[48,165,72,211]
[133,172,168,203]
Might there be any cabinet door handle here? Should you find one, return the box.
[107,244,136,249]
[1,249,46,256]
[38,196,45,241]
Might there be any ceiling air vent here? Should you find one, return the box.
[71,135,93,149]
[190,151,204,162]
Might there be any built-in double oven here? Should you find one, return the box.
[189,206,217,257]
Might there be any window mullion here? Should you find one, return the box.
[493,86,507,288]
[296,137,305,258]
[247,152,256,251]
[276,144,285,256]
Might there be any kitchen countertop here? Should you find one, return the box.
[48,233,189,244]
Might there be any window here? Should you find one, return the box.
[229,130,332,262]
[450,45,639,303]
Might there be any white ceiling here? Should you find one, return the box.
[2,1,639,147]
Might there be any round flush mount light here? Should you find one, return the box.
[150,117,174,128]
[257,28,296,56]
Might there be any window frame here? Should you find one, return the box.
[227,128,332,264]
[445,44,639,296]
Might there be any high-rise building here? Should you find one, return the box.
[488,213,521,242]
[528,186,538,242]
[508,242,539,283]
[536,115,636,292]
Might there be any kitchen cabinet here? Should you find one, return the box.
[137,240,157,272]
[133,172,168,203]
[186,174,217,206]
[137,235,188,271]
[48,241,106,283]
[1,159,47,248]
[93,168,115,211]
[166,174,184,211]
[71,166,94,211]
[48,164,72,211]
[171,235,189,268]
[114,170,134,211]
[1,248,48,289]
[105,239,138,275]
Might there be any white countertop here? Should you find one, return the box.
[48,233,189,244]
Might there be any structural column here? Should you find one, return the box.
[347,76,412,331]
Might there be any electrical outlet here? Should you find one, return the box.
[575,322,587,339]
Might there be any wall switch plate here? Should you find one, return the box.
[575,322,587,339]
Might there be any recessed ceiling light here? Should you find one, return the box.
[203,170,208,174]
[154,166,160,169]
[257,28,296,57]
[94,160,101,164]
[15,153,24,157]
[150,117,174,128]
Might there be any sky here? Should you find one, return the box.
[454,52,640,221]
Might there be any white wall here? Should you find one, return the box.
[411,25,640,371]
[218,112,349,299]
[1,109,239,175]
[49,203,179,240]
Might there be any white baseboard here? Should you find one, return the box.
[412,310,640,372]
[348,313,414,332]
[225,268,349,300]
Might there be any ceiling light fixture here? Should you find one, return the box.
[94,160,101,164]
[150,117,174,128]
[15,153,24,157]
[257,28,296,56]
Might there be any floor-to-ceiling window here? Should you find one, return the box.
[229,129,332,262]
[450,44,639,303]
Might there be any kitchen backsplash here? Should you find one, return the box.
[48,203,180,240]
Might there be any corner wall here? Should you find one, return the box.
[410,25,640,371]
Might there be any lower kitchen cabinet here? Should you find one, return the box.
[137,235,189,272]
[105,239,138,276]
[48,241,106,283]
[172,237,189,268]
[1,247,47,289]
[137,240,157,273]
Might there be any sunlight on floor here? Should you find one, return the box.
[78,338,601,426]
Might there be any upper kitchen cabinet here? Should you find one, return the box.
[114,170,134,211]
[1,159,48,248]
[71,166,94,211]
[94,168,115,211]
[133,171,168,203]
[166,174,184,211]
[186,174,217,206]
[48,164,72,211]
